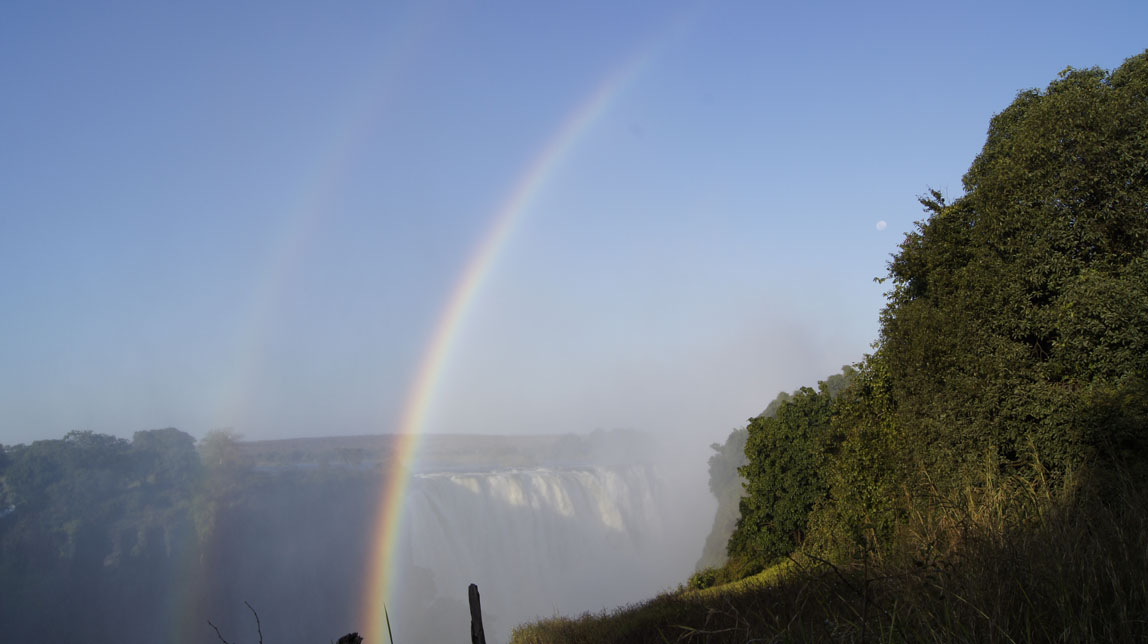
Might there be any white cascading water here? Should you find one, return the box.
[387,464,697,643]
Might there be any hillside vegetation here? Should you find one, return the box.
[513,50,1148,644]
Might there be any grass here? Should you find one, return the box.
[680,561,794,601]
[510,469,1148,644]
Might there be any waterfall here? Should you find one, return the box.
[388,464,690,643]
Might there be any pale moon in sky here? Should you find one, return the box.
[876,220,888,231]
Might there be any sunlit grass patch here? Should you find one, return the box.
[680,559,793,600]
[511,473,1148,644]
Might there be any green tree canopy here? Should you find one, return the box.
[132,428,200,489]
[881,51,1148,480]
[727,368,856,568]
[717,51,1148,577]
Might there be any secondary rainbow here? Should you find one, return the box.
[359,42,666,643]
[177,9,439,642]
[210,6,439,433]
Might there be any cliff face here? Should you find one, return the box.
[391,464,686,644]
[1,433,704,644]
[695,428,748,571]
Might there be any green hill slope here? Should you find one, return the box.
[513,48,1148,644]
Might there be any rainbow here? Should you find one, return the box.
[180,9,439,642]
[359,25,686,642]
[212,5,440,432]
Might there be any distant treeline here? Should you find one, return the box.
[0,425,657,643]
[0,428,377,642]
[697,51,1148,584]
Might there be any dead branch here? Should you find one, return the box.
[207,620,235,644]
[207,601,263,644]
[245,601,263,644]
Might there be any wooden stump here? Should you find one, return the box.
[469,583,487,644]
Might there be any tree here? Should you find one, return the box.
[192,429,249,544]
[199,429,245,470]
[880,51,1148,482]
[132,428,201,489]
[697,371,854,570]
[5,440,67,508]
[728,368,856,568]
[714,49,1148,586]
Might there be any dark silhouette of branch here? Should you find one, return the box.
[385,603,394,644]
[207,601,263,644]
[206,620,235,644]
[245,601,263,644]
[209,600,363,644]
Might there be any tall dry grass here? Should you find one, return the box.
[511,463,1148,643]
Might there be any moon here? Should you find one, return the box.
[876,220,888,231]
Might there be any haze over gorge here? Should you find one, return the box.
[0,430,710,643]
[5,3,1148,643]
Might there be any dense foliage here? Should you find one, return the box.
[699,50,1148,578]
[1,430,202,641]
[0,429,378,643]
[695,371,854,572]
[519,49,1148,644]
[725,368,854,569]
[880,57,1148,485]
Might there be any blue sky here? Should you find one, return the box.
[2,1,1146,447]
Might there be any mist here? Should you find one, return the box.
[0,429,713,643]
[5,2,1147,643]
